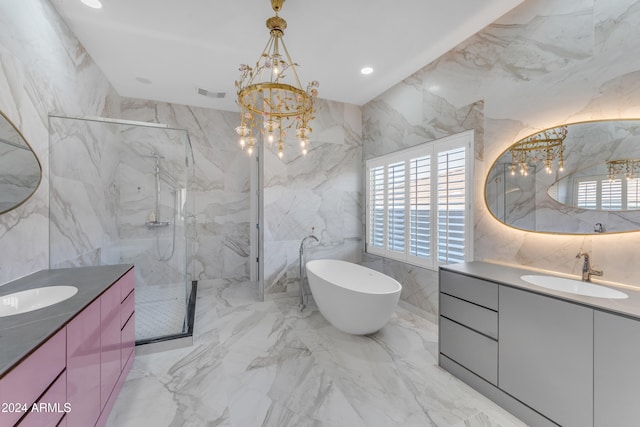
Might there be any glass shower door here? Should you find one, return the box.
[49,115,193,342]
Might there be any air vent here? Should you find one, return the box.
[197,88,226,99]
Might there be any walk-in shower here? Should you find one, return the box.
[48,115,195,345]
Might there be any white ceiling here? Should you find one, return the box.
[50,0,524,112]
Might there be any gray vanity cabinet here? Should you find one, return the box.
[439,270,499,385]
[594,311,640,426]
[499,286,593,427]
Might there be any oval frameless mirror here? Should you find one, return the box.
[0,111,42,213]
[485,119,640,234]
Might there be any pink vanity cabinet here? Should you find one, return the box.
[0,265,134,427]
[68,267,135,427]
[96,268,135,427]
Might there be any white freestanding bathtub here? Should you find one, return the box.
[306,259,402,335]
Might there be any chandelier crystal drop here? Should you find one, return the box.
[510,126,568,176]
[235,0,318,159]
[607,159,640,182]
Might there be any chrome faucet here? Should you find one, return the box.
[576,252,603,282]
[299,229,319,311]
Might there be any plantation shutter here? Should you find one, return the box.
[368,166,385,250]
[628,178,640,209]
[409,156,430,260]
[365,130,472,269]
[577,180,597,209]
[437,146,466,263]
[387,161,405,253]
[601,179,622,210]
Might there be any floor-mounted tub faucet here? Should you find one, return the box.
[576,252,603,282]
[299,229,319,311]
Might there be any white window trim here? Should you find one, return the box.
[365,130,474,271]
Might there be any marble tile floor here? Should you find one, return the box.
[106,279,528,427]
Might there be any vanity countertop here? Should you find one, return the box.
[441,261,640,320]
[0,264,133,378]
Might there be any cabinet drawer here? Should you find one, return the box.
[121,289,135,329]
[440,293,498,339]
[440,317,497,384]
[119,269,135,303]
[440,270,498,310]
[0,327,66,427]
[18,371,67,427]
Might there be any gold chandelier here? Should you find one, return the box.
[510,126,567,176]
[235,0,319,159]
[607,159,640,181]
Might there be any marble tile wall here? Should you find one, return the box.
[363,0,640,317]
[48,117,121,268]
[263,101,363,296]
[0,0,119,285]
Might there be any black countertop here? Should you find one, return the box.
[0,264,133,378]
[440,261,640,320]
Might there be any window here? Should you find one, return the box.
[366,131,473,270]
[575,176,639,210]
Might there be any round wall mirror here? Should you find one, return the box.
[485,119,640,234]
[0,111,42,213]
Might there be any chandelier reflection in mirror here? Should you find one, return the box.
[235,0,319,159]
[607,159,640,181]
[509,126,568,176]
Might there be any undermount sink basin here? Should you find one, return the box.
[520,275,628,299]
[0,286,78,317]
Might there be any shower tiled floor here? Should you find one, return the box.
[136,286,186,340]
[106,279,527,427]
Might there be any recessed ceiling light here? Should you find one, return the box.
[135,77,152,84]
[360,67,374,75]
[81,0,103,9]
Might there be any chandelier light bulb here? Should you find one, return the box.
[278,140,284,159]
[247,146,253,155]
[302,148,307,155]
[239,137,246,148]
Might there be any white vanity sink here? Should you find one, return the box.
[520,275,628,299]
[0,286,78,317]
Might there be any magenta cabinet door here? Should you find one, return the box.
[0,327,66,427]
[18,370,67,427]
[100,281,121,410]
[66,297,101,427]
